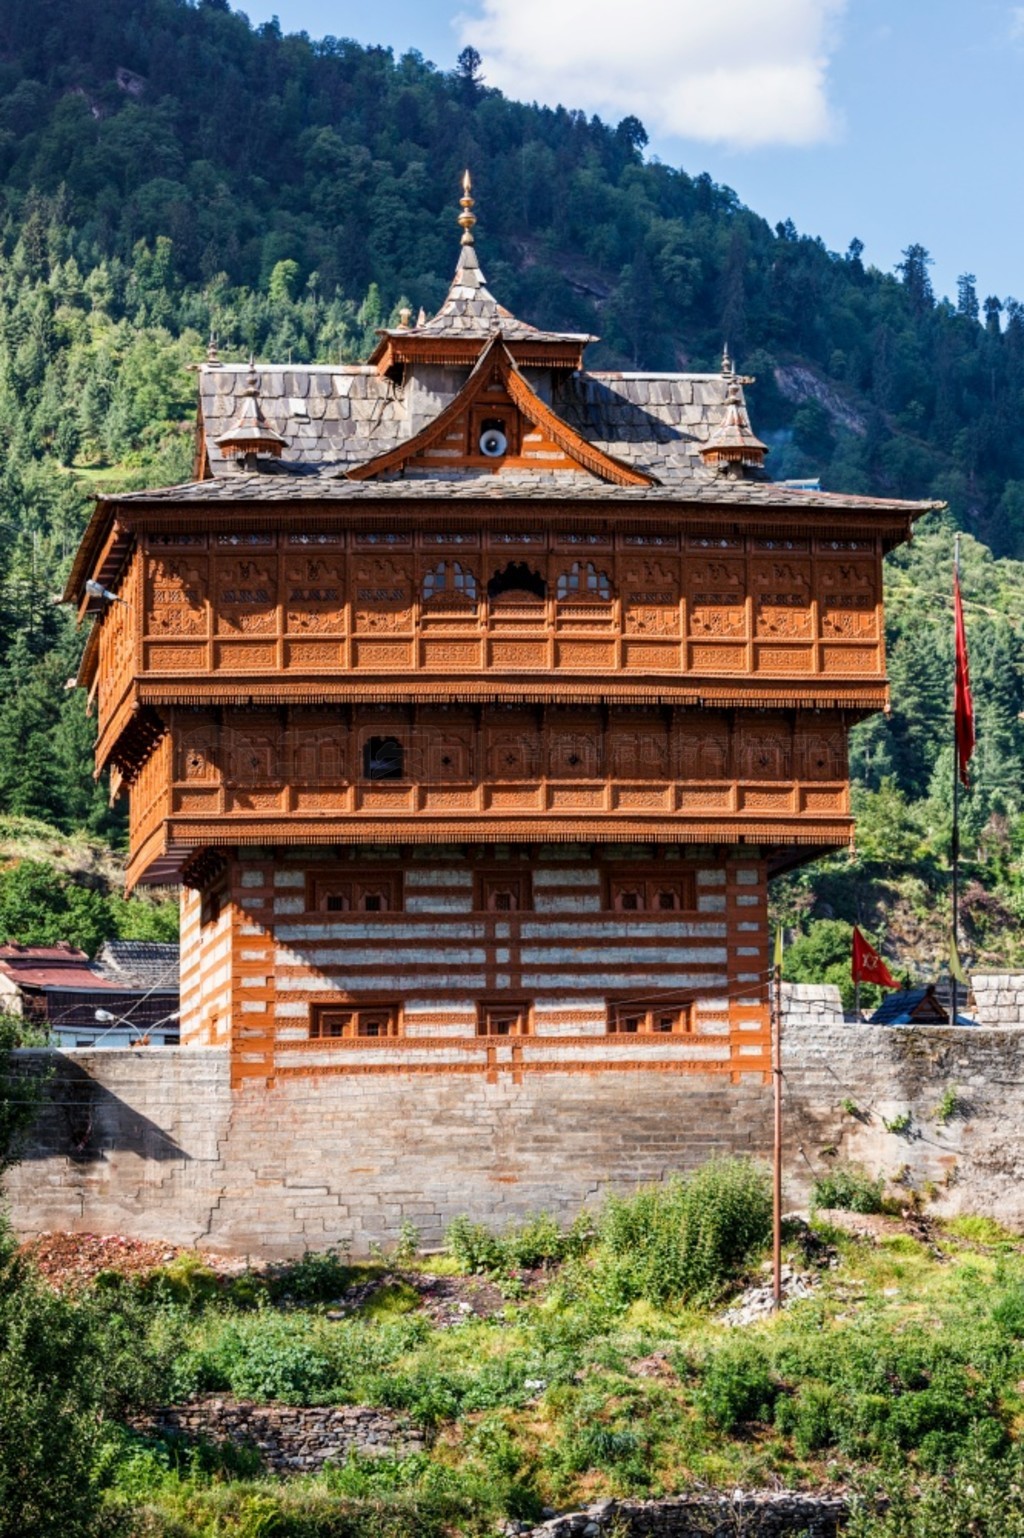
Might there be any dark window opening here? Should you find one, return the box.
[477,1001,530,1036]
[312,1004,400,1039]
[487,562,546,601]
[609,1004,691,1034]
[363,736,404,780]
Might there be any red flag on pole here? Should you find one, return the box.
[852,926,899,989]
[954,571,975,788]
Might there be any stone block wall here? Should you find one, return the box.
[7,977,1024,1254]
[970,972,1024,1027]
[132,1399,425,1473]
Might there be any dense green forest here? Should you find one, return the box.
[0,0,1022,978]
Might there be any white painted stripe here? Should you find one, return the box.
[531,870,601,887]
[277,922,487,942]
[520,972,727,990]
[276,974,489,992]
[276,946,488,967]
[520,946,728,966]
[519,921,726,940]
[405,895,474,913]
[404,869,473,887]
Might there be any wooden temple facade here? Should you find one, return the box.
[69,177,936,1088]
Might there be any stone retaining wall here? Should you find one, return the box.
[8,977,1024,1254]
[521,1492,849,1537]
[132,1398,426,1473]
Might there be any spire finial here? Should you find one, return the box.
[458,168,477,246]
[206,330,220,366]
[244,354,259,395]
[721,341,733,377]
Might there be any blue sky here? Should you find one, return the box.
[239,0,1021,306]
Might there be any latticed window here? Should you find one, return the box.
[477,873,531,912]
[477,1001,531,1036]
[422,561,477,601]
[556,561,611,599]
[608,875,696,912]
[311,1005,400,1039]
[609,1003,691,1034]
[309,873,402,912]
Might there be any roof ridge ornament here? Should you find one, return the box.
[721,341,733,377]
[701,361,768,478]
[458,168,476,246]
[213,356,289,473]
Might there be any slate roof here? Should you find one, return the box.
[92,941,180,991]
[870,987,976,1027]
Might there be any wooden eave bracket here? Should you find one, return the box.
[347,335,656,489]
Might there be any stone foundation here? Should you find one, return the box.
[7,978,1024,1254]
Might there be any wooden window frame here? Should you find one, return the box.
[606,872,697,913]
[608,1002,692,1035]
[475,871,532,913]
[307,871,403,914]
[310,1002,402,1039]
[476,999,532,1037]
[362,735,406,781]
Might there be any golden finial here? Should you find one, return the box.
[458,168,476,246]
[398,306,412,330]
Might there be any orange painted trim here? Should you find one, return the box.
[346,336,655,488]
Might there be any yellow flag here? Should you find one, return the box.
[773,928,784,971]
[949,933,968,986]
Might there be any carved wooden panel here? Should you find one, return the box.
[147,551,207,636]
[215,556,277,635]
[284,553,345,634]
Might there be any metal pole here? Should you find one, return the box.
[854,979,861,1021]
[772,946,783,1311]
[952,533,960,1025]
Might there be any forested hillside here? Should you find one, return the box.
[0,0,1022,977]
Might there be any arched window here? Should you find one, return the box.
[556,562,611,600]
[363,736,404,780]
[422,561,477,602]
[487,561,546,601]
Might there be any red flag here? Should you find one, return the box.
[954,571,975,788]
[852,926,899,989]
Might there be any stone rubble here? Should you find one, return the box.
[513,1490,851,1537]
[719,1266,819,1326]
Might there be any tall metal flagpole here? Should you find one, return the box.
[772,928,783,1311]
[951,533,961,1026]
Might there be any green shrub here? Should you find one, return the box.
[696,1341,778,1430]
[445,1216,506,1274]
[811,1164,886,1214]
[268,1245,352,1302]
[597,1158,772,1305]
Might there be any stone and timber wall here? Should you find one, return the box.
[7,978,1024,1253]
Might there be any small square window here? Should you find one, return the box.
[477,1001,531,1036]
[608,875,696,912]
[609,1003,691,1035]
[310,873,402,913]
[477,873,532,912]
[311,1004,400,1039]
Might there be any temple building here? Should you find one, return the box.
[68,175,937,1092]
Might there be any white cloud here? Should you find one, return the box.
[455,0,847,150]
[1010,4,1024,40]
